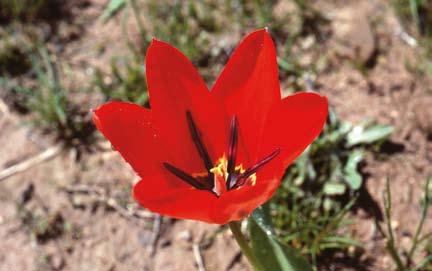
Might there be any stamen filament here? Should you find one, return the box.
[226,116,238,190]
[240,148,281,179]
[163,162,211,191]
[186,111,214,173]
[164,111,281,196]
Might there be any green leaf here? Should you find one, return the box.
[323,182,346,195]
[343,150,364,190]
[100,0,127,23]
[346,124,394,147]
[249,216,313,271]
[251,204,276,236]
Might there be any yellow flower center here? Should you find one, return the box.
[209,156,257,196]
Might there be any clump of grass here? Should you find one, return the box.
[393,0,432,76]
[0,0,65,23]
[0,30,32,76]
[375,177,432,270]
[94,56,148,105]
[270,109,393,266]
[1,47,96,151]
[97,0,327,102]
[393,0,432,37]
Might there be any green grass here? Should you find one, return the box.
[4,1,426,269]
[375,177,432,270]
[1,46,96,151]
[93,56,148,105]
[270,110,393,267]
[98,0,325,88]
[393,0,432,76]
[0,30,32,76]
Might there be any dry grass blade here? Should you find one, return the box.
[62,184,154,222]
[193,243,207,271]
[0,143,63,182]
[148,215,162,256]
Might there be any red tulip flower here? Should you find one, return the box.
[93,29,328,224]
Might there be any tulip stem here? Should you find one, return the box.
[228,221,264,271]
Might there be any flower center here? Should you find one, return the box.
[163,111,280,197]
[210,157,256,196]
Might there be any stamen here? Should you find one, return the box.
[163,111,281,195]
[163,162,211,191]
[226,116,238,190]
[240,148,281,180]
[186,111,213,172]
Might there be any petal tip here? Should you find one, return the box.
[147,38,166,56]
[150,38,163,46]
[91,108,102,130]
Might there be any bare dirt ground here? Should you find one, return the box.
[0,0,431,271]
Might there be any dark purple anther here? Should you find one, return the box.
[240,148,281,180]
[226,116,238,190]
[186,111,214,173]
[163,162,212,191]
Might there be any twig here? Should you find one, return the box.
[395,25,418,47]
[148,215,162,256]
[225,251,242,271]
[0,144,63,182]
[62,184,154,222]
[200,226,228,249]
[193,243,207,271]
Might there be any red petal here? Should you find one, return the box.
[133,174,220,223]
[212,92,328,222]
[213,181,277,223]
[212,29,280,165]
[146,39,227,174]
[134,173,274,224]
[259,92,328,179]
[93,101,166,178]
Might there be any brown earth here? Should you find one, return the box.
[1,0,432,271]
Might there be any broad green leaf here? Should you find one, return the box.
[323,182,346,195]
[327,122,351,143]
[252,205,275,236]
[343,150,364,190]
[346,124,394,147]
[100,0,127,22]
[249,216,313,271]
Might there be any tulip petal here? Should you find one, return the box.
[214,180,279,223]
[93,101,167,178]
[212,29,280,164]
[133,174,220,223]
[146,39,228,174]
[213,93,328,222]
[259,92,328,179]
[133,173,275,224]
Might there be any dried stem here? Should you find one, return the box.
[0,144,63,182]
